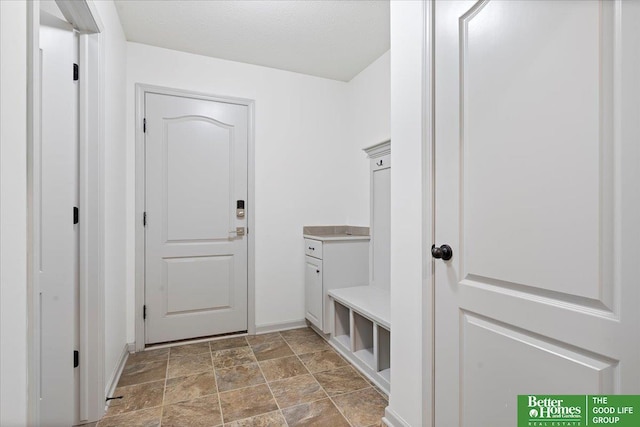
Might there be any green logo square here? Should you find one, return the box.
[518,395,640,427]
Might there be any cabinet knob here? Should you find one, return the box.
[308,247,315,250]
[316,269,320,273]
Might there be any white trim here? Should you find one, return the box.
[134,84,257,351]
[77,27,105,423]
[383,407,412,427]
[26,2,41,424]
[104,343,130,406]
[363,139,391,157]
[55,0,102,33]
[422,2,435,427]
[134,84,145,352]
[254,319,308,335]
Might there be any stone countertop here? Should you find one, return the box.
[303,225,370,242]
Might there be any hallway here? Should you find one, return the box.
[95,327,387,426]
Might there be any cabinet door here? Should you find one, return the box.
[304,256,323,329]
[371,158,391,290]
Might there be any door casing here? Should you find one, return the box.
[27,0,105,424]
[134,84,256,351]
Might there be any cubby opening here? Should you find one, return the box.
[353,311,375,368]
[334,301,351,350]
[377,325,391,382]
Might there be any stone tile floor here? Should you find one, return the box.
[95,327,387,426]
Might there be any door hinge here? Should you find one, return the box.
[143,118,146,133]
[143,305,147,320]
[143,212,147,227]
[73,206,79,225]
[73,350,79,368]
[73,63,79,81]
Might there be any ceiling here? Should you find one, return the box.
[114,0,390,82]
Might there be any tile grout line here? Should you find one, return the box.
[251,332,289,427]
[322,339,379,427]
[328,393,356,427]
[321,330,390,416]
[223,409,284,427]
[158,349,172,426]
[210,341,226,426]
[289,328,389,427]
[99,351,171,423]
[282,331,357,427]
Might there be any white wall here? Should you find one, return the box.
[125,44,389,338]
[126,43,361,337]
[347,50,390,226]
[93,0,128,392]
[0,1,29,424]
[387,2,430,427]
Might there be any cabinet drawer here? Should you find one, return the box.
[304,238,323,259]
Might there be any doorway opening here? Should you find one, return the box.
[134,85,256,351]
[27,0,105,424]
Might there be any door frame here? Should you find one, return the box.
[134,84,256,351]
[27,0,105,424]
[421,1,443,424]
[423,2,435,427]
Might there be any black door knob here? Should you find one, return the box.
[431,244,453,261]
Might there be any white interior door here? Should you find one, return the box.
[433,1,640,425]
[145,92,248,344]
[38,10,79,426]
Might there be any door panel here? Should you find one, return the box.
[38,11,78,425]
[461,314,616,427]
[460,0,604,300]
[371,164,390,289]
[165,256,234,313]
[145,93,248,343]
[166,117,232,241]
[434,1,640,425]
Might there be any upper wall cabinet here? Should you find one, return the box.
[364,140,390,292]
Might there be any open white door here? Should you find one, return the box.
[37,10,79,426]
[433,1,640,425]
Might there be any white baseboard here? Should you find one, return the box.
[254,319,308,334]
[383,407,411,427]
[104,343,131,403]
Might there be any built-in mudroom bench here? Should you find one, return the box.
[328,285,390,392]
[328,140,391,394]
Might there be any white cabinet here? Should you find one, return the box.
[364,141,391,292]
[302,229,369,334]
[326,140,392,394]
